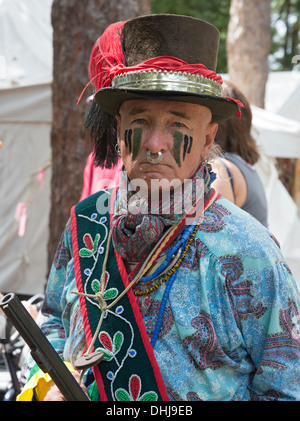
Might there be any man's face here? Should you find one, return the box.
[116,99,218,188]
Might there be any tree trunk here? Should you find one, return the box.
[48,0,150,274]
[227,0,271,108]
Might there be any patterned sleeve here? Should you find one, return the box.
[22,219,73,380]
[40,218,73,355]
[227,243,300,400]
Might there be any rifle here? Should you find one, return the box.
[0,293,89,401]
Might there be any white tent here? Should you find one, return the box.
[251,72,300,288]
[252,104,300,158]
[0,1,299,294]
[0,0,53,294]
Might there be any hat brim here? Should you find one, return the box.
[94,88,239,122]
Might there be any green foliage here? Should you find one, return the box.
[151,0,300,72]
[151,0,231,73]
[271,0,300,70]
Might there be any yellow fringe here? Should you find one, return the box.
[16,362,76,401]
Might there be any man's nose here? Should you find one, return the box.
[144,127,169,154]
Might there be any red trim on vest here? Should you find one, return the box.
[71,205,108,400]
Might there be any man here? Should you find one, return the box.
[19,14,300,401]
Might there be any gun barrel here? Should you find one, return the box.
[0,293,89,401]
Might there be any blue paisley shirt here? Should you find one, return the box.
[28,195,300,401]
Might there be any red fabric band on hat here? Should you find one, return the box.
[107,56,224,87]
[77,55,223,105]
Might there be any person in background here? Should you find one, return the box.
[79,151,122,201]
[211,80,268,227]
[0,293,39,320]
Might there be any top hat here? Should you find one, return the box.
[91,14,240,122]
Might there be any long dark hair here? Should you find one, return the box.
[215,80,260,165]
[84,101,118,168]
[84,21,126,168]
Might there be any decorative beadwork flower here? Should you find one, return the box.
[96,331,123,361]
[115,375,158,401]
[79,233,100,257]
[91,272,118,300]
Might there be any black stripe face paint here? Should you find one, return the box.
[183,135,189,162]
[187,137,193,154]
[173,131,184,167]
[127,129,132,153]
[132,128,142,161]
[183,135,193,161]
[124,128,142,160]
[124,129,132,153]
[173,132,193,167]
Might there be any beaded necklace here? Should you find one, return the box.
[147,221,201,347]
[134,220,199,296]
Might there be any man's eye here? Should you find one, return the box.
[174,122,185,128]
[135,119,146,124]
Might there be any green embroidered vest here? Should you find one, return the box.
[71,189,168,401]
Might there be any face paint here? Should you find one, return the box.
[131,128,142,161]
[183,135,189,161]
[187,136,193,154]
[127,129,132,154]
[173,131,184,167]
[183,135,194,161]
[124,129,133,154]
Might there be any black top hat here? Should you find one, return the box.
[92,14,240,123]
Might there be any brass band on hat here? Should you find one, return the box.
[146,150,163,164]
[112,70,222,97]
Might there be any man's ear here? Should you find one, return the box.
[116,114,121,146]
[203,122,218,156]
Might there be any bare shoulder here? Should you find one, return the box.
[211,158,247,207]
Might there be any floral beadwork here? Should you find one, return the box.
[115,375,158,401]
[96,331,124,361]
[79,233,100,257]
[73,199,167,401]
[91,272,118,301]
